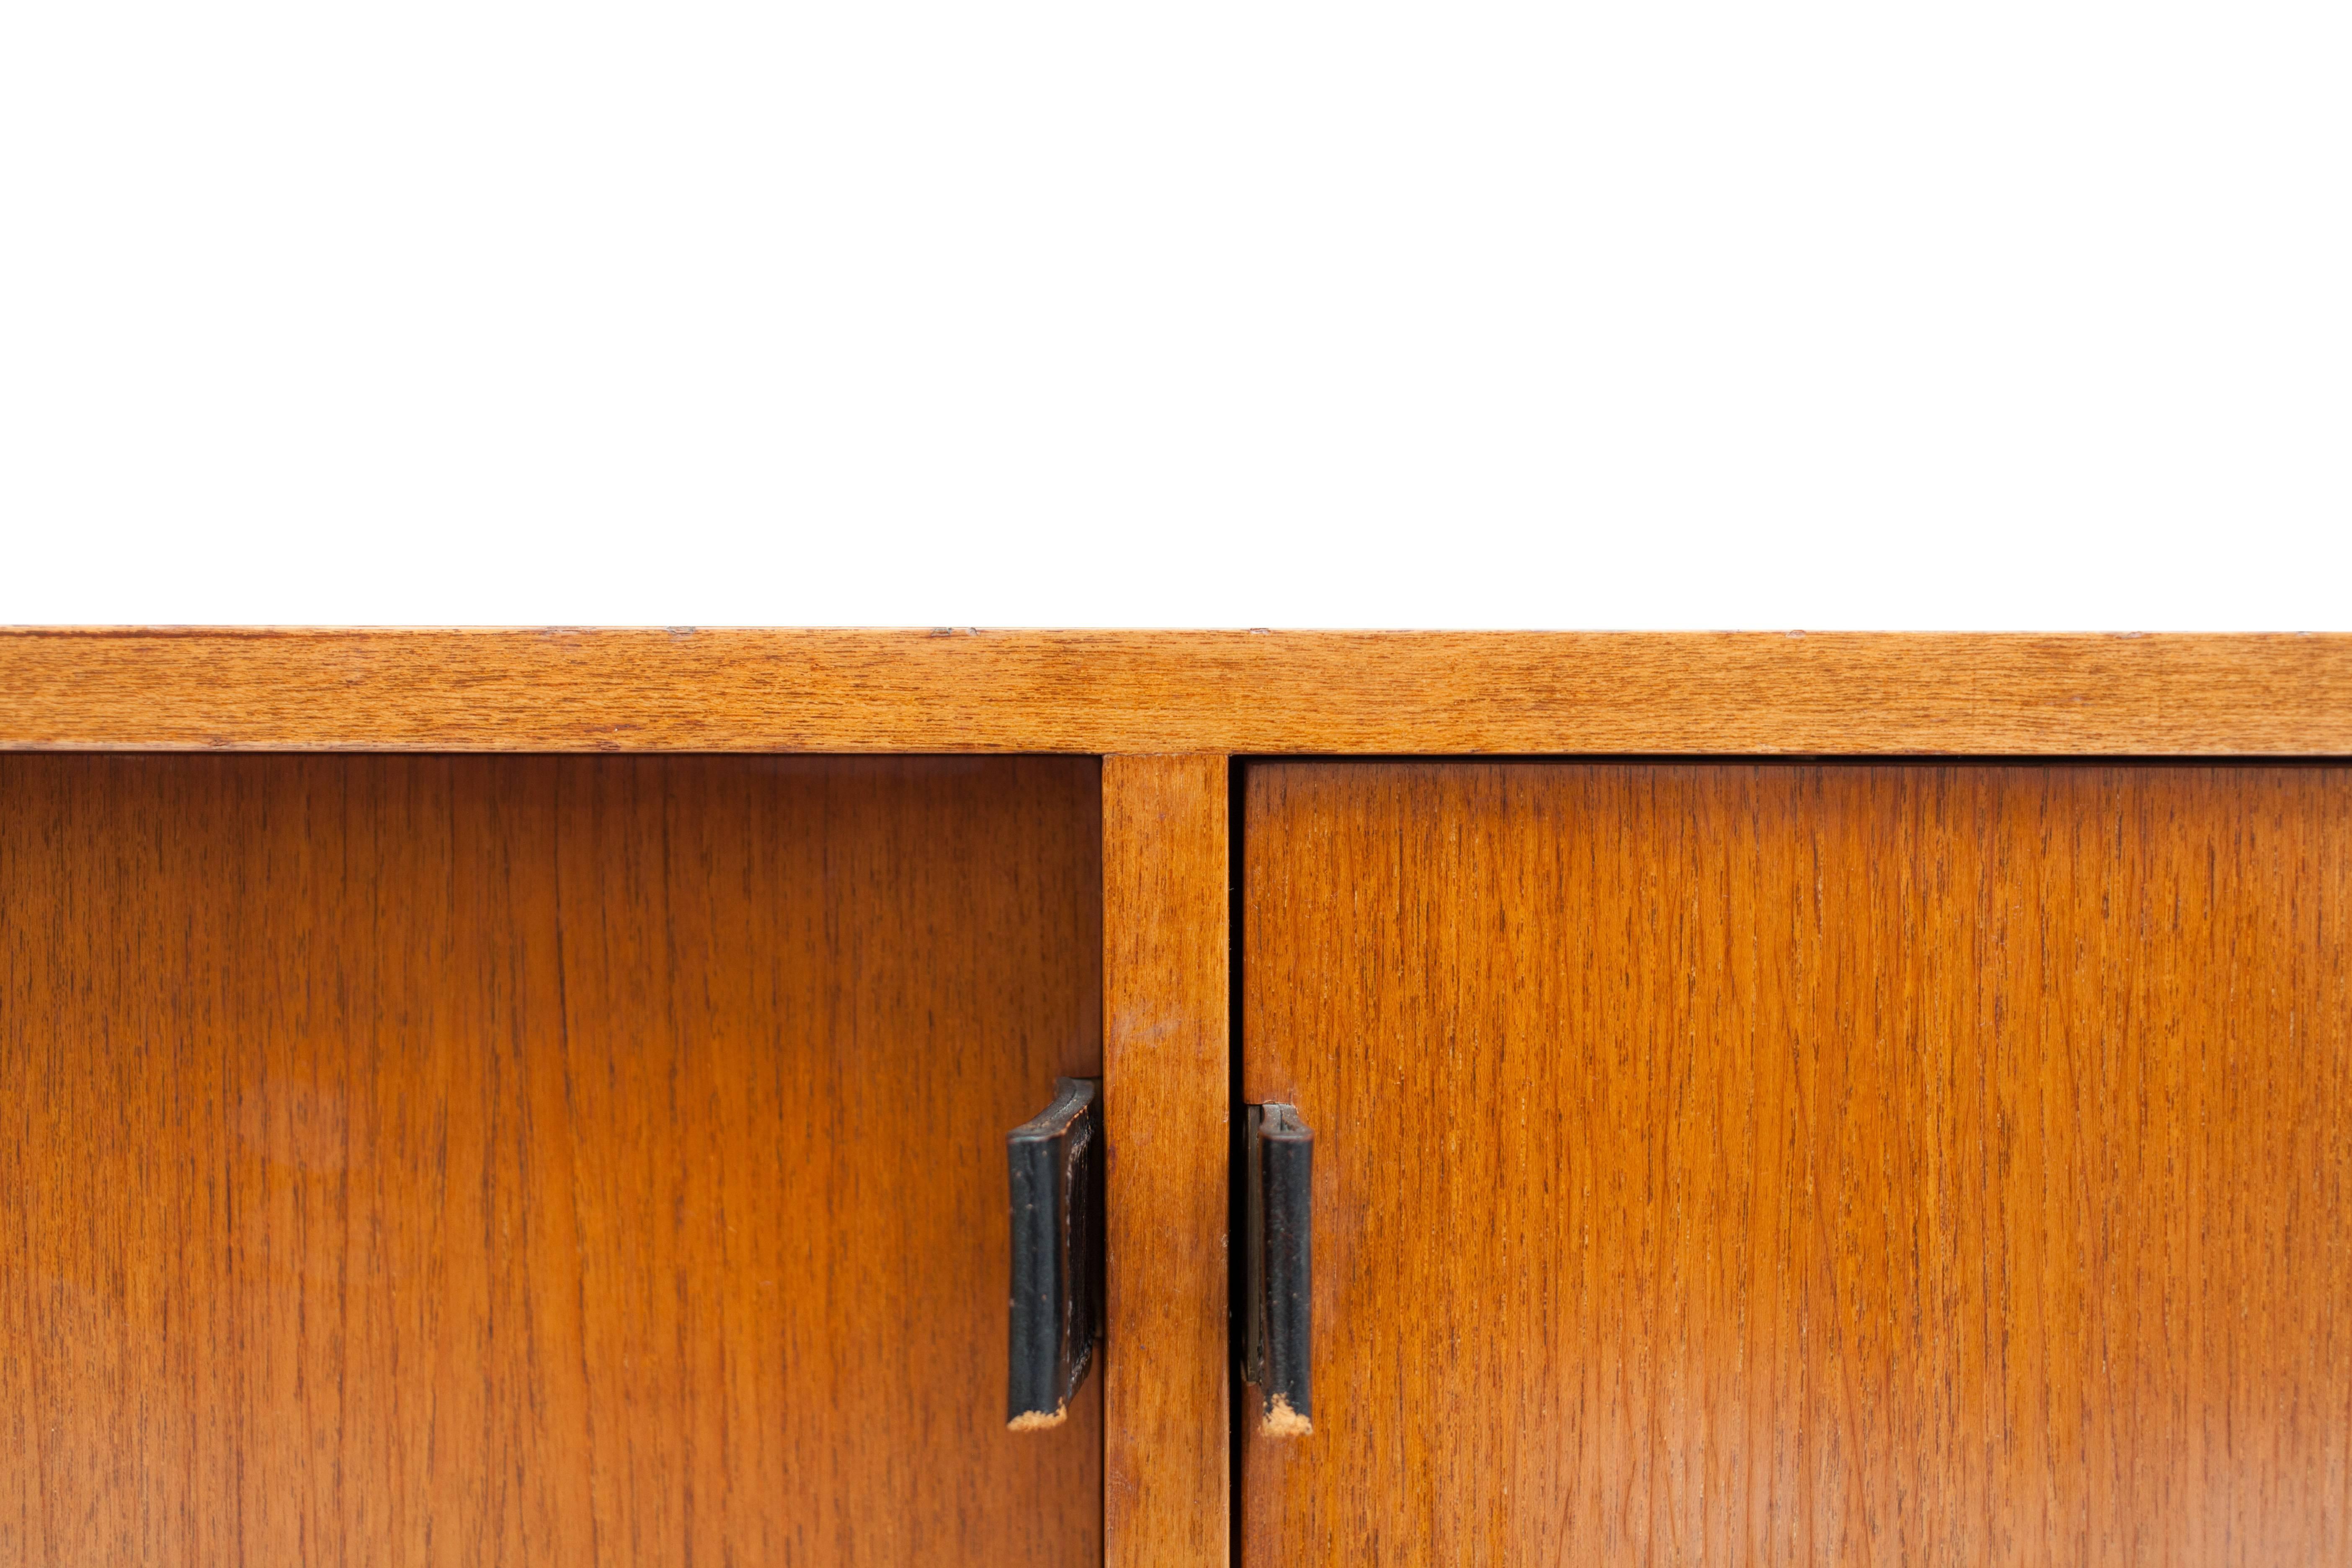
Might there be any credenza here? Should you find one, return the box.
[5,629,2348,1565]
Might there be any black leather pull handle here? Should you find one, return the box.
[1006,1076,1102,1431]
[1243,1101,1313,1436]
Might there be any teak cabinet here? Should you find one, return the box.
[5,629,2351,1566]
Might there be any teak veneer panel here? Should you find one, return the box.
[0,753,1103,1566]
[6,628,2352,754]
[1101,755,1230,1567]
[1244,761,2352,1566]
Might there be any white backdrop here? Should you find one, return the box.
[3,4,2345,628]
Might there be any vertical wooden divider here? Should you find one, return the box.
[1102,755,1230,1567]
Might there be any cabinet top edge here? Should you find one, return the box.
[5,627,2349,756]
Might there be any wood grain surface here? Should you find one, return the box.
[1243,761,2352,1566]
[0,753,1104,1567]
[1101,756,1230,1568]
[7,628,2352,755]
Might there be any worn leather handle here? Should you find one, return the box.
[1243,1101,1314,1436]
[1006,1076,1102,1431]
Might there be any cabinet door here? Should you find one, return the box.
[1242,761,2352,1566]
[1,755,1101,1566]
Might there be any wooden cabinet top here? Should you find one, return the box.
[5,627,2349,754]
